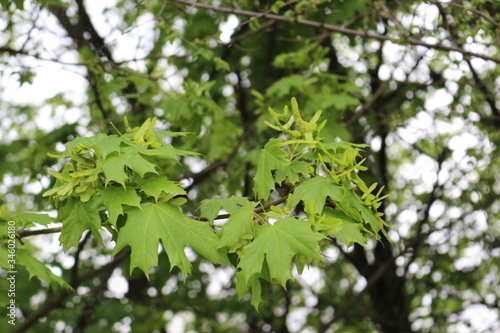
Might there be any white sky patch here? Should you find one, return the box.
[425,89,453,111]
[167,311,195,333]
[400,154,437,182]
[295,266,325,294]
[219,14,239,43]
[454,243,485,270]
[287,308,313,332]
[112,13,156,69]
[451,304,499,333]
[107,268,128,298]
[205,267,233,298]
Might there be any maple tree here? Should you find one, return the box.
[1,0,499,332]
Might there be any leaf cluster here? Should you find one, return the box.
[30,99,389,309]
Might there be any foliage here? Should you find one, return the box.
[32,99,388,309]
[0,0,499,332]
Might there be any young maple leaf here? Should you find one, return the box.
[58,197,104,251]
[113,202,229,278]
[200,196,258,249]
[253,138,289,200]
[101,147,158,187]
[93,186,142,227]
[236,217,325,306]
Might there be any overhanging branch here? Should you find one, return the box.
[168,0,500,64]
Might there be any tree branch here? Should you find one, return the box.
[17,226,62,238]
[168,0,500,64]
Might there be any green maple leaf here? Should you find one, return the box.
[139,175,186,201]
[340,190,383,235]
[102,147,158,186]
[62,134,107,154]
[323,207,367,246]
[94,186,142,227]
[274,159,310,185]
[92,134,124,160]
[266,74,304,97]
[333,221,367,247]
[236,272,262,309]
[200,196,248,222]
[291,176,345,214]
[58,197,103,251]
[17,250,73,291]
[253,138,289,200]
[219,203,257,249]
[237,217,325,303]
[293,177,383,236]
[18,212,55,228]
[200,196,258,249]
[113,202,229,277]
[125,142,197,161]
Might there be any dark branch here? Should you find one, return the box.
[17,226,62,238]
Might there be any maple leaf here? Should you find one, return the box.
[125,142,197,160]
[18,212,55,228]
[200,196,252,222]
[293,177,383,237]
[102,147,158,186]
[340,190,383,235]
[237,217,325,302]
[291,176,345,214]
[236,271,262,309]
[113,202,229,278]
[92,134,124,160]
[323,207,367,246]
[16,250,74,291]
[58,197,103,251]
[138,175,186,201]
[253,138,289,200]
[62,134,108,155]
[274,159,310,185]
[200,196,258,249]
[94,186,142,227]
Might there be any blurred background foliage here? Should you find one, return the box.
[0,0,499,332]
